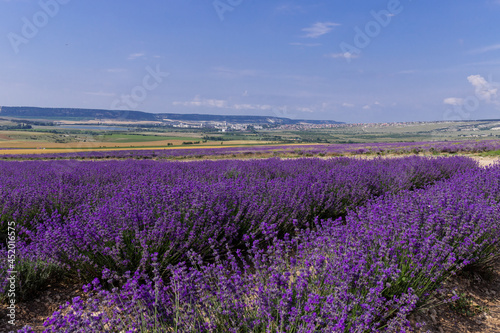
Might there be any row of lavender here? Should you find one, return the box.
[68,162,499,333]
[42,160,500,332]
[1,140,500,160]
[0,156,495,332]
[2,157,472,280]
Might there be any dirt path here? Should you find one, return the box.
[0,281,87,332]
[412,258,500,333]
[473,156,500,167]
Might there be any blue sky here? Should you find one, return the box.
[1,0,500,123]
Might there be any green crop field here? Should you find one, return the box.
[97,133,199,143]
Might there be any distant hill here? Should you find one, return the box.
[0,106,156,121]
[0,106,343,125]
[156,113,342,125]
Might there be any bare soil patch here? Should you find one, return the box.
[0,281,87,332]
[473,156,500,167]
[411,258,500,333]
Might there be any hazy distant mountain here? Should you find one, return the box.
[156,113,342,125]
[0,106,343,125]
[0,106,156,121]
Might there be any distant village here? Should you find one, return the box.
[154,119,438,132]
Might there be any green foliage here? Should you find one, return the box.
[0,258,66,302]
[449,293,486,317]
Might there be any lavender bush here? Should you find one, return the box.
[1,156,499,332]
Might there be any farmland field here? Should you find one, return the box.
[2,139,500,161]
[0,130,275,151]
[1,154,499,332]
[3,119,500,154]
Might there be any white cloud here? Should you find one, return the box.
[233,104,273,111]
[232,104,253,110]
[173,96,275,111]
[173,96,228,108]
[326,52,359,60]
[173,95,318,115]
[302,22,340,38]
[172,96,317,117]
[127,53,145,60]
[342,103,355,108]
[362,105,371,110]
[444,75,500,108]
[443,97,464,106]
[468,44,500,55]
[467,75,498,103]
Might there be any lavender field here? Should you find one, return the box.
[2,139,500,161]
[1,156,499,332]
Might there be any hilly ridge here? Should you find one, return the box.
[0,106,343,125]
